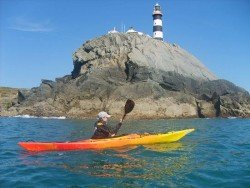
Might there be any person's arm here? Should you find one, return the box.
[113,119,123,135]
[100,124,120,137]
[97,124,116,137]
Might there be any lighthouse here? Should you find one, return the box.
[152,3,163,41]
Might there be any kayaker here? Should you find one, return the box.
[91,111,123,139]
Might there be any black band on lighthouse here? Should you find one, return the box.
[154,37,163,40]
[153,26,162,32]
[153,15,162,19]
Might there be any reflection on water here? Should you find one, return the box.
[47,142,192,180]
[144,142,182,152]
[112,146,139,153]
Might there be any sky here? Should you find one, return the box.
[0,0,250,91]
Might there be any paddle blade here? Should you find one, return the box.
[124,99,135,114]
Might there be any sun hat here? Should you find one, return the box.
[97,111,111,119]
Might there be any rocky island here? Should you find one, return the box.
[1,33,250,119]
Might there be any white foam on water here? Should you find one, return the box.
[13,115,66,119]
[13,115,37,118]
[42,116,66,119]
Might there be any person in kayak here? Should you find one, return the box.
[91,111,123,139]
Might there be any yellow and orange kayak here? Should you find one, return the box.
[19,129,194,152]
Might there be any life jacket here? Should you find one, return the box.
[94,120,105,129]
[92,120,111,139]
[92,120,122,139]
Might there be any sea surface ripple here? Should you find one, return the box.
[0,117,249,187]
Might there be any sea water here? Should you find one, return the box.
[0,117,249,187]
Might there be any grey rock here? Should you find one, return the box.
[72,33,217,81]
[2,33,249,119]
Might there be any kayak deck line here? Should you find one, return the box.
[19,128,195,152]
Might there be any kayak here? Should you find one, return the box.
[19,129,194,152]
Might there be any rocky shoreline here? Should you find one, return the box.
[1,33,249,119]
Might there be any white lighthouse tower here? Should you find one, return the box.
[153,3,163,41]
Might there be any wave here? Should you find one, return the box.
[42,116,66,119]
[13,115,36,118]
[13,115,66,119]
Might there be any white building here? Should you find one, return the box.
[108,27,119,34]
[126,27,137,33]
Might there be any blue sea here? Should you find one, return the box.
[0,117,249,187]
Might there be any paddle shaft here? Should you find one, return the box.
[114,99,135,135]
[122,114,127,122]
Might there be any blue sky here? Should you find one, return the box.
[0,0,249,91]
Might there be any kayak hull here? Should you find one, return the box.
[19,129,194,152]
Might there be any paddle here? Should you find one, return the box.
[122,99,135,122]
[113,99,135,135]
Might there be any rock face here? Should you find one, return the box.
[72,33,217,81]
[2,33,250,119]
[0,87,18,115]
